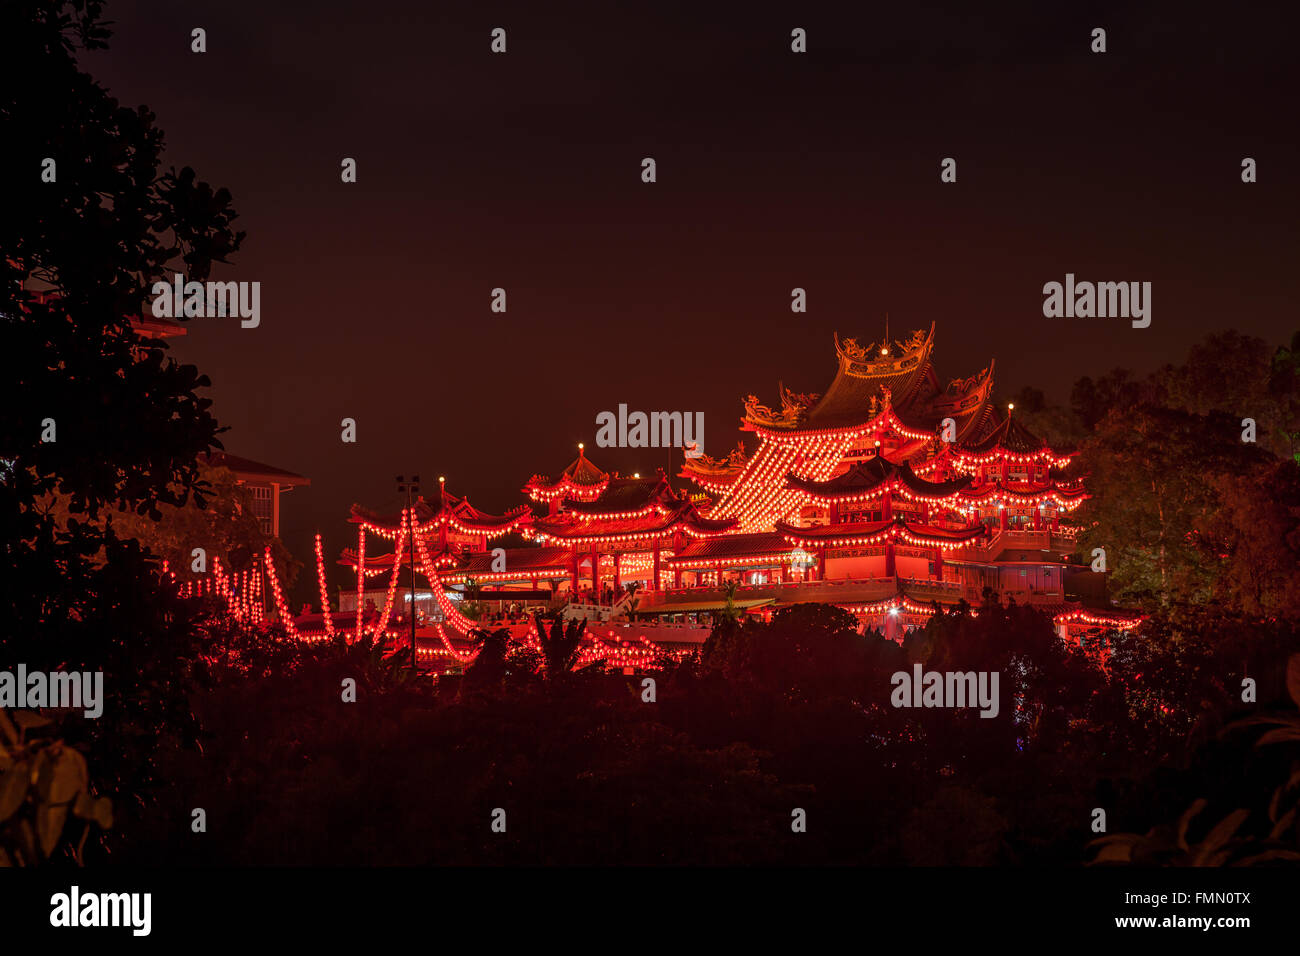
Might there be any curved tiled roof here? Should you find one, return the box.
[962,411,1047,455]
[562,475,672,514]
[797,324,936,430]
[667,531,792,563]
[776,517,983,544]
[786,457,974,500]
[349,486,529,532]
[525,445,609,492]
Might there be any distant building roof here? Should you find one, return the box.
[132,314,187,339]
[202,451,310,487]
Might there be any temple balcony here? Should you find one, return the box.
[961,528,1076,562]
[638,575,965,614]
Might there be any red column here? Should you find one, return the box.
[1033,506,1042,530]
[614,552,621,593]
[885,540,896,578]
[882,491,893,521]
[591,545,600,597]
[653,544,661,592]
[1000,507,1009,531]
[570,554,579,594]
[933,547,943,581]
[674,568,682,588]
[830,501,839,525]
[817,548,826,581]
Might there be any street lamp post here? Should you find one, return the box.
[396,474,420,672]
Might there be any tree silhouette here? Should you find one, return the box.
[534,613,586,679]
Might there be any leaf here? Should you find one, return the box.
[1255,726,1300,747]
[93,797,113,829]
[36,803,68,857]
[1088,838,1137,864]
[37,747,88,805]
[1269,806,1296,840]
[17,819,37,864]
[0,763,28,823]
[1192,808,1249,865]
[11,711,51,732]
[1233,849,1300,866]
[1177,798,1208,850]
[71,791,96,820]
[0,710,16,747]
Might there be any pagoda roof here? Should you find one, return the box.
[667,531,793,564]
[1048,459,1087,481]
[736,324,1002,440]
[785,457,974,501]
[961,412,1047,456]
[339,546,412,570]
[775,517,984,547]
[524,446,609,497]
[529,495,736,544]
[349,485,530,533]
[803,325,935,428]
[562,474,674,514]
[924,363,997,442]
[447,546,573,575]
[680,442,748,482]
[960,479,1087,503]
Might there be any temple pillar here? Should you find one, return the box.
[1033,506,1042,530]
[674,568,682,589]
[1000,507,1009,531]
[882,491,892,521]
[885,540,896,578]
[829,501,839,525]
[817,548,826,581]
[715,561,722,587]
[653,544,661,592]
[570,554,579,594]
[613,552,621,593]
[933,547,943,581]
[591,545,600,598]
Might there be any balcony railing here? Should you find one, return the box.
[962,528,1077,561]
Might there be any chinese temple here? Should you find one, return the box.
[303,325,1137,667]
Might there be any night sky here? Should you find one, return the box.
[84,1,1299,597]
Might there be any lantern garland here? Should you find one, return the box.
[314,534,336,637]
[354,524,366,641]
[371,507,410,640]
[262,545,299,640]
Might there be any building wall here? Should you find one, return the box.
[248,482,274,535]
[825,554,885,579]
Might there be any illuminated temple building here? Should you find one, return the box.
[325,325,1136,664]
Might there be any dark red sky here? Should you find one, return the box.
[84,1,1299,599]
